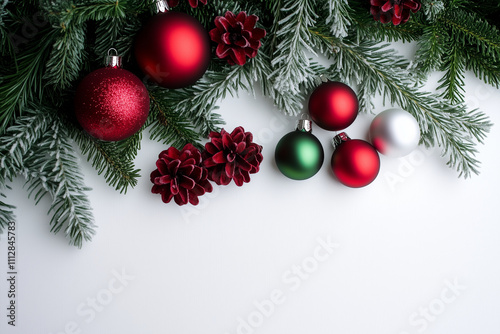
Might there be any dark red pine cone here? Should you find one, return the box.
[166,0,206,8]
[209,11,266,66]
[202,127,263,186]
[370,0,421,25]
[151,144,213,206]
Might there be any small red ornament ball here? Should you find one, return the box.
[331,133,380,188]
[134,11,211,89]
[308,81,359,131]
[74,67,150,141]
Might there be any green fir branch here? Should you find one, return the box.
[158,63,254,136]
[465,48,500,88]
[0,0,15,58]
[324,0,351,39]
[0,28,57,133]
[43,0,129,27]
[72,129,140,194]
[23,116,95,247]
[147,87,202,149]
[436,39,466,103]
[415,23,449,74]
[94,16,143,62]
[114,129,143,162]
[0,104,51,184]
[421,0,445,22]
[44,23,87,90]
[440,9,500,61]
[270,0,317,94]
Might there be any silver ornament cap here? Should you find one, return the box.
[106,48,122,68]
[369,108,420,157]
[296,114,313,133]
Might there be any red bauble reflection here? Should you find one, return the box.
[331,133,380,188]
[74,67,150,141]
[308,81,359,131]
[134,11,211,89]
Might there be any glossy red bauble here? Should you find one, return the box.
[134,11,211,89]
[331,133,380,188]
[308,81,359,131]
[74,67,150,141]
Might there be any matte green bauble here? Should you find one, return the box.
[275,120,324,180]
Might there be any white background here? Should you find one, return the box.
[1,43,500,334]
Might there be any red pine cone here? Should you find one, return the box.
[202,127,263,186]
[209,11,266,66]
[151,144,213,206]
[370,0,421,25]
[167,0,207,8]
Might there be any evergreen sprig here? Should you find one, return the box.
[71,129,141,194]
[270,0,317,94]
[147,86,203,149]
[23,115,96,248]
[325,0,351,39]
[415,1,500,102]
[0,105,95,246]
[0,27,56,133]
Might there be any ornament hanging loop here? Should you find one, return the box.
[106,48,122,68]
[155,0,170,13]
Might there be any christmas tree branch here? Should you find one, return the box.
[147,87,203,149]
[0,28,57,133]
[441,9,500,59]
[72,129,140,194]
[270,0,317,94]
[43,0,129,27]
[415,23,449,74]
[44,23,87,90]
[159,63,253,136]
[324,0,351,39]
[436,39,466,103]
[94,16,143,61]
[0,104,51,184]
[23,115,95,248]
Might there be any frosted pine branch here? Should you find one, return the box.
[270,0,317,95]
[325,0,351,38]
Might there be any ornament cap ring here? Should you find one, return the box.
[155,0,170,13]
[106,48,122,68]
[296,114,312,133]
[332,132,350,149]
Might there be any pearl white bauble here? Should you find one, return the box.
[369,108,420,157]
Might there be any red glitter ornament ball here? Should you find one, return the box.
[331,133,380,188]
[74,59,150,141]
[134,10,211,89]
[308,81,359,131]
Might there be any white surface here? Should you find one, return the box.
[1,63,500,334]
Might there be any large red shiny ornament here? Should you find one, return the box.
[134,11,211,89]
[331,133,380,188]
[308,81,359,131]
[74,65,150,141]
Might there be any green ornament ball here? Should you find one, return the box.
[275,130,324,180]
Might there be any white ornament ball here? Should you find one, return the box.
[369,108,420,157]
